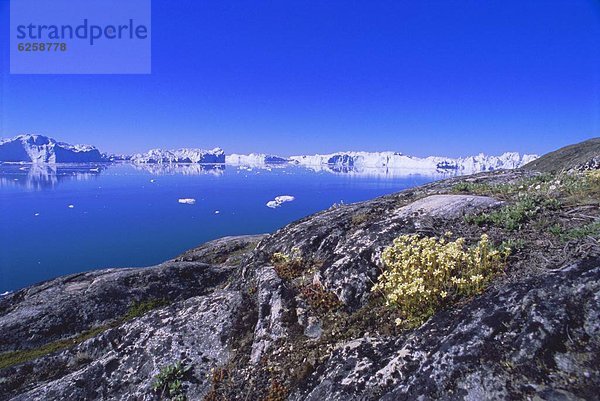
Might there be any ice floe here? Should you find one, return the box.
[266,195,295,208]
[178,198,196,205]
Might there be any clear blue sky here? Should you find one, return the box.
[1,0,599,157]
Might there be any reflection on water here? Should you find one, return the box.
[0,162,463,191]
[0,164,106,190]
[131,163,225,176]
[296,164,463,179]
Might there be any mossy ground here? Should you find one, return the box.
[0,298,170,370]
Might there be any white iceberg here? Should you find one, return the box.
[0,134,105,163]
[226,153,290,166]
[289,151,538,174]
[266,195,295,208]
[178,198,196,205]
[131,148,225,164]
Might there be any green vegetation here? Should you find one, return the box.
[451,174,555,198]
[451,181,495,195]
[550,221,600,241]
[124,298,170,321]
[372,234,509,327]
[462,171,599,230]
[465,195,560,230]
[500,238,526,253]
[0,325,107,370]
[0,297,170,371]
[151,361,191,401]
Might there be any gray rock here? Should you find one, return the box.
[253,194,502,308]
[0,261,232,354]
[0,234,260,354]
[394,194,503,219]
[174,234,266,265]
[8,291,241,401]
[290,258,600,401]
[250,266,290,363]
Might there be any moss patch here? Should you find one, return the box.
[0,297,171,371]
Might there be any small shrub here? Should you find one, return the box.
[264,379,288,401]
[151,361,191,401]
[372,234,509,327]
[500,238,525,253]
[548,223,564,236]
[351,213,370,226]
[271,248,305,280]
[204,367,228,401]
[553,221,600,241]
[451,182,493,194]
[300,284,341,313]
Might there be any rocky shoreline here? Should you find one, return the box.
[1,139,599,401]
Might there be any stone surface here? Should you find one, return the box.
[250,266,293,363]
[252,194,503,308]
[0,261,232,354]
[290,257,600,401]
[6,291,241,400]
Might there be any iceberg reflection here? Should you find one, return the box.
[0,162,470,191]
[0,164,106,190]
[295,164,466,179]
[131,163,225,176]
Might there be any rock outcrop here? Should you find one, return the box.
[1,139,599,401]
[290,257,600,401]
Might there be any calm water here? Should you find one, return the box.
[0,163,451,292]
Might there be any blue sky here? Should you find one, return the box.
[1,0,599,157]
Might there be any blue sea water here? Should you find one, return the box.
[0,163,450,292]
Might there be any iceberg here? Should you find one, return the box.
[0,134,106,163]
[266,195,295,208]
[226,154,290,166]
[289,151,538,174]
[131,148,225,164]
[178,198,196,205]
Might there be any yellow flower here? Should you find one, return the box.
[374,233,507,326]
